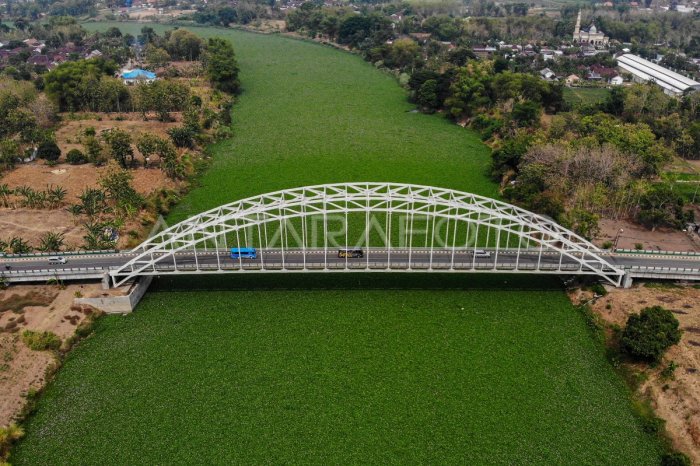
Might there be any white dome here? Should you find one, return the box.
[589,24,597,33]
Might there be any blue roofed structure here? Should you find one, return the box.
[120,69,156,84]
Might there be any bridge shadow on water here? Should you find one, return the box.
[148,273,567,293]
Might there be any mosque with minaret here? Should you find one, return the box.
[572,11,609,46]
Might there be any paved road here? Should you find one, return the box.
[2,249,699,275]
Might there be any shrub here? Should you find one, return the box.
[621,306,681,362]
[37,140,61,162]
[21,329,61,351]
[66,148,87,165]
[589,283,607,296]
[634,243,644,250]
[214,125,233,141]
[602,241,613,249]
[661,452,691,466]
[0,423,24,462]
[167,126,195,148]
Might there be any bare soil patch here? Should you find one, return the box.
[580,285,700,462]
[0,208,85,248]
[1,163,176,201]
[597,218,700,252]
[0,283,105,427]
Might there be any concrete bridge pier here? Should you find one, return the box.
[622,273,634,289]
[101,273,110,290]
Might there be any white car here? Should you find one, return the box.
[47,256,67,264]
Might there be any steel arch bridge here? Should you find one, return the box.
[111,183,625,287]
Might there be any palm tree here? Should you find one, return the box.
[0,184,13,207]
[38,231,65,252]
[47,185,67,209]
[78,188,109,217]
[9,236,31,254]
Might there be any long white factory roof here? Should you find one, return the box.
[617,53,700,95]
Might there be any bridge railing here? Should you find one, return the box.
[0,250,119,259]
[615,249,700,257]
[625,266,700,275]
[113,261,618,273]
[0,267,107,277]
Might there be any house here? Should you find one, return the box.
[85,50,103,59]
[590,64,618,79]
[26,55,51,68]
[587,70,603,81]
[473,46,497,58]
[565,74,581,85]
[408,33,431,44]
[23,38,44,49]
[120,69,156,85]
[540,68,557,81]
[610,75,624,85]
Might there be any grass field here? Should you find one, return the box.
[11,24,663,464]
[563,86,610,107]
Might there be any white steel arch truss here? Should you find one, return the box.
[111,183,625,287]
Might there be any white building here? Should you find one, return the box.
[573,11,609,46]
[616,54,700,96]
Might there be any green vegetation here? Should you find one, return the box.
[0,423,24,464]
[563,87,610,107]
[13,276,662,464]
[21,330,61,351]
[85,23,497,222]
[12,24,665,463]
[621,306,682,363]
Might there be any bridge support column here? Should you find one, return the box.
[101,273,111,290]
[622,273,633,289]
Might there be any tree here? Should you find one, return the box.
[99,161,143,215]
[43,59,117,111]
[511,101,542,127]
[144,44,171,69]
[134,80,190,121]
[37,140,61,162]
[636,184,689,231]
[167,127,195,149]
[416,79,439,111]
[389,38,421,71]
[75,187,109,217]
[165,29,203,61]
[155,139,183,179]
[101,129,134,168]
[204,38,240,94]
[621,306,681,362]
[83,135,105,166]
[0,140,20,171]
[136,133,162,166]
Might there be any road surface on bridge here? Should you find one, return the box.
[2,249,699,275]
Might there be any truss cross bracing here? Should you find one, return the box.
[110,183,625,287]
